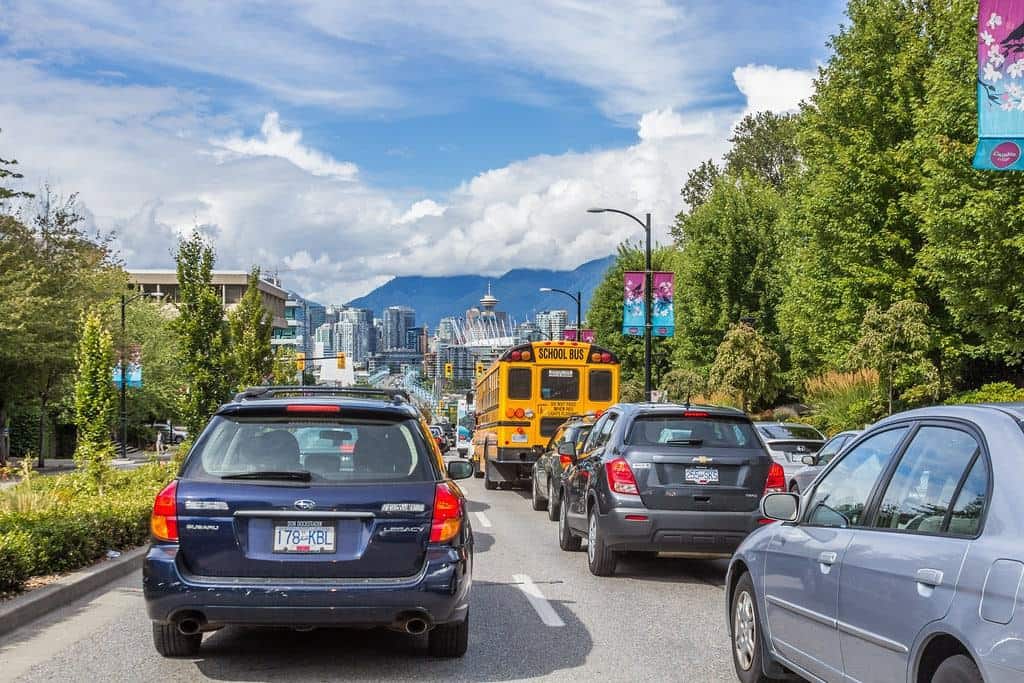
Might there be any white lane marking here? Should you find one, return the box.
[474,511,492,528]
[513,573,565,627]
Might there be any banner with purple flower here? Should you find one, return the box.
[651,272,675,338]
[622,271,645,336]
[974,2,1024,170]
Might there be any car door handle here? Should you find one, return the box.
[818,551,838,566]
[916,568,944,587]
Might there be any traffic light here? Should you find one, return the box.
[444,362,453,379]
[475,361,485,379]
[295,352,305,370]
[336,352,346,369]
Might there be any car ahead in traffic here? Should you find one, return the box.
[144,386,474,659]
[727,403,1023,683]
[787,429,860,494]
[429,425,448,452]
[456,425,471,456]
[755,422,825,482]
[557,403,783,576]
[530,414,596,521]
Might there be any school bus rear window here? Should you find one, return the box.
[508,368,532,399]
[589,370,613,401]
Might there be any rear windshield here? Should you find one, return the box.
[184,416,436,483]
[758,424,823,440]
[626,415,760,449]
[541,368,579,400]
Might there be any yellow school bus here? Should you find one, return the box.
[472,341,620,489]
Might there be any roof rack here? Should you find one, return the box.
[233,386,410,404]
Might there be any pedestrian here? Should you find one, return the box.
[155,428,164,456]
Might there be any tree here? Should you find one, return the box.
[0,132,34,205]
[679,160,721,211]
[659,368,707,403]
[848,300,937,413]
[123,300,184,434]
[724,112,800,189]
[270,346,299,385]
[73,309,116,486]
[709,323,781,411]
[227,267,274,390]
[174,232,230,437]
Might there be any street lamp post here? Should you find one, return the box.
[538,287,582,340]
[120,291,162,460]
[587,208,653,402]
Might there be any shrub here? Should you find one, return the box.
[803,369,883,435]
[946,382,1024,405]
[0,531,32,593]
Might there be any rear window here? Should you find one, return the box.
[508,368,532,399]
[758,424,823,440]
[184,416,435,483]
[627,415,760,448]
[541,369,579,400]
[589,370,613,401]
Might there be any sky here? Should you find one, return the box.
[0,0,847,303]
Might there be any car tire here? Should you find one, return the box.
[531,473,547,511]
[558,493,582,551]
[152,622,201,658]
[483,463,497,491]
[546,479,560,522]
[932,654,983,683]
[587,507,617,576]
[731,572,775,683]
[428,614,469,658]
[472,456,483,479]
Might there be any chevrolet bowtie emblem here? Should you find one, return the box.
[691,456,713,464]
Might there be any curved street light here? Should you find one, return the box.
[538,287,582,340]
[587,207,653,402]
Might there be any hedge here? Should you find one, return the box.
[0,463,174,594]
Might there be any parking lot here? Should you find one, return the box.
[0,473,736,682]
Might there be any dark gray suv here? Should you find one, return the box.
[557,403,782,576]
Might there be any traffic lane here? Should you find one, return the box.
[459,477,736,682]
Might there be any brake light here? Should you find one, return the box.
[286,405,341,414]
[514,408,525,419]
[601,352,612,363]
[521,351,532,361]
[559,454,572,468]
[430,482,463,543]
[683,410,709,418]
[511,350,522,361]
[764,462,786,493]
[605,458,639,495]
[591,352,602,362]
[151,480,179,542]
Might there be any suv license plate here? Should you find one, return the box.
[273,521,335,553]
[685,467,719,485]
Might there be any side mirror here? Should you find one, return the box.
[801,455,817,467]
[556,441,577,461]
[447,460,473,480]
[761,492,800,522]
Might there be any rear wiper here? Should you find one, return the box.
[667,438,703,446]
[222,470,312,482]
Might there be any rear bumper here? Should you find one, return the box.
[598,507,759,557]
[143,544,471,628]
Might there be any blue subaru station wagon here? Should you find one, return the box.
[143,387,474,658]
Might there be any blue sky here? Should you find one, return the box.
[0,1,847,302]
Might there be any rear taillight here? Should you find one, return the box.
[559,454,572,468]
[151,480,179,542]
[764,462,786,494]
[430,482,463,543]
[605,458,639,495]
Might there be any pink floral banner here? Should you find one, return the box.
[974,1,1024,170]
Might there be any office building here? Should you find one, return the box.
[383,306,416,351]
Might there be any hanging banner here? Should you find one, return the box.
[974,2,1024,170]
[622,272,645,336]
[112,344,143,388]
[562,328,596,342]
[652,272,675,337]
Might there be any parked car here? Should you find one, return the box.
[787,429,860,494]
[755,422,826,481]
[558,403,784,576]
[144,386,474,659]
[727,403,1022,683]
[151,421,188,444]
[530,414,596,521]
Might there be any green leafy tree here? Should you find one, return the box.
[659,367,707,403]
[848,300,938,413]
[723,112,800,189]
[709,323,781,411]
[123,300,184,435]
[270,346,299,385]
[227,267,274,390]
[174,232,230,437]
[73,309,116,486]
[0,132,34,205]
[680,160,721,210]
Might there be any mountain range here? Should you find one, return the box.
[346,255,615,329]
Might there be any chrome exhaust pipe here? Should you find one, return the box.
[177,618,202,636]
[404,618,429,635]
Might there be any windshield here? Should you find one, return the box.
[758,424,823,440]
[184,416,435,483]
[626,416,760,448]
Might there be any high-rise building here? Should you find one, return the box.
[535,309,568,341]
[437,317,457,343]
[314,323,334,358]
[307,301,327,337]
[334,318,355,361]
[464,284,510,340]
[383,306,416,350]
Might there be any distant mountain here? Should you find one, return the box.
[346,255,616,329]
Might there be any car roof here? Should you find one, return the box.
[613,402,748,418]
[872,402,1024,427]
[218,386,420,420]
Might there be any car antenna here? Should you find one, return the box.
[684,392,691,409]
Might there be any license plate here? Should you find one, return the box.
[273,521,335,553]
[511,432,529,443]
[685,467,719,485]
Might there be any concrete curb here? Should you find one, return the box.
[0,546,146,638]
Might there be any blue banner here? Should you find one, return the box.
[112,363,142,388]
[974,2,1024,170]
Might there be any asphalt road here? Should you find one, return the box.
[0,468,736,682]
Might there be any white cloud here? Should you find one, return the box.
[212,112,358,180]
[638,109,718,141]
[396,199,447,225]
[732,64,816,117]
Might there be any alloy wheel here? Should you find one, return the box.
[587,511,596,563]
[733,590,756,671]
